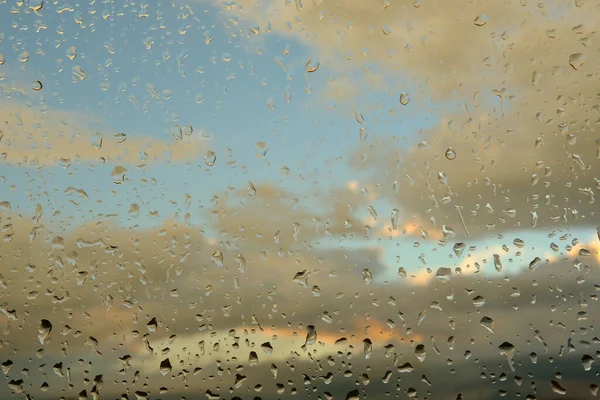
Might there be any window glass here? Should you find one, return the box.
[1,0,599,399]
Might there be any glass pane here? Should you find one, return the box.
[1,0,599,399]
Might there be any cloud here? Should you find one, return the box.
[0,102,210,167]
[1,191,599,399]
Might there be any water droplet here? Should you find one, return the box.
[66,46,77,60]
[146,317,157,332]
[305,57,319,73]
[436,267,452,282]
[453,242,466,257]
[18,51,30,63]
[346,390,360,400]
[38,319,52,344]
[472,296,486,307]
[582,354,594,371]
[399,92,411,105]
[498,342,516,371]
[473,14,488,26]
[513,238,525,248]
[445,147,457,160]
[255,142,269,158]
[363,338,373,359]
[363,269,373,285]
[211,250,224,268]
[204,150,216,166]
[261,342,273,355]
[303,325,317,348]
[249,351,259,366]
[551,380,567,395]
[493,254,503,272]
[480,316,494,333]
[0,54,5,65]
[569,53,585,70]
[32,80,43,91]
[417,309,426,325]
[159,358,172,376]
[529,257,542,271]
[391,209,400,230]
[110,166,127,184]
[415,344,426,362]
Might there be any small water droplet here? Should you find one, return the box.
[66,46,77,60]
[305,57,319,73]
[160,358,172,376]
[38,319,52,344]
[445,147,457,160]
[363,269,373,285]
[480,316,494,333]
[363,338,373,359]
[472,296,486,307]
[551,380,567,395]
[415,344,426,362]
[255,142,269,158]
[0,54,5,65]
[399,92,410,105]
[303,325,317,348]
[391,208,400,230]
[211,250,224,268]
[32,80,43,91]
[569,53,585,70]
[18,51,30,63]
[204,150,216,166]
[474,14,488,26]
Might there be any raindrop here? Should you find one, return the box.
[363,338,373,359]
[582,354,594,371]
[32,80,43,91]
[435,267,452,282]
[480,316,494,333]
[415,344,426,362]
[261,342,273,355]
[363,269,373,285]
[211,250,224,268]
[399,92,410,106]
[66,46,77,60]
[513,238,525,248]
[204,150,216,166]
[249,351,259,366]
[453,242,466,257]
[473,14,488,26]
[38,319,52,344]
[391,209,400,230]
[472,296,486,307]
[255,142,269,158]
[529,257,542,271]
[498,342,516,372]
[18,51,30,63]
[569,53,585,70]
[305,57,320,73]
[0,54,4,65]
[159,358,172,376]
[303,325,317,348]
[551,380,567,395]
[445,147,457,160]
[146,317,158,332]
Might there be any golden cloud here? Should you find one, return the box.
[0,102,209,167]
